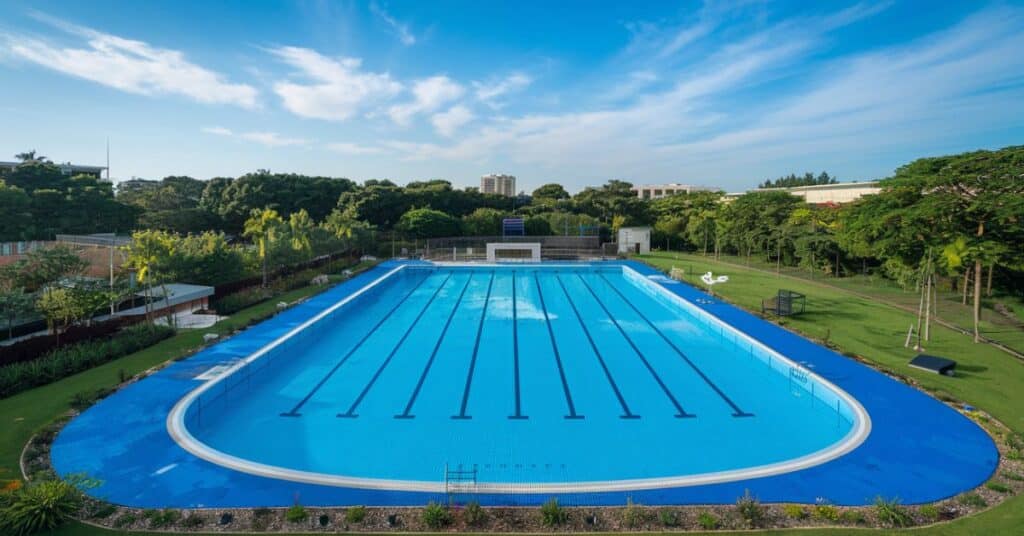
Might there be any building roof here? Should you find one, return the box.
[114,283,214,317]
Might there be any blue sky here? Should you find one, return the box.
[1,1,1022,193]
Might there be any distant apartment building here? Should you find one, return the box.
[632,183,718,199]
[724,181,881,205]
[480,173,516,197]
[0,161,107,179]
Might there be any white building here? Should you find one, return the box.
[617,227,651,255]
[632,183,717,199]
[480,174,516,197]
[724,181,881,205]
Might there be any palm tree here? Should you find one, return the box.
[243,208,284,287]
[14,150,47,163]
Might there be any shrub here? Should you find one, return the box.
[0,324,174,399]
[112,513,137,528]
[735,489,765,528]
[182,513,205,528]
[697,510,719,530]
[782,504,807,519]
[622,498,647,528]
[69,387,115,411]
[345,505,367,523]
[840,510,865,524]
[85,501,117,519]
[422,501,452,529]
[0,478,87,535]
[958,492,987,508]
[463,501,487,527]
[1002,471,1024,481]
[918,504,939,522]
[285,504,308,523]
[212,287,275,315]
[145,508,181,528]
[874,497,913,528]
[813,504,839,521]
[657,508,678,527]
[985,481,1011,494]
[318,514,330,527]
[540,498,567,526]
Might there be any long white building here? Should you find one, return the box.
[632,183,718,199]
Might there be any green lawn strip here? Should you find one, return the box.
[641,252,1024,435]
[0,262,373,481]
[663,251,1024,353]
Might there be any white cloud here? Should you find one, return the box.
[369,2,416,45]
[326,142,385,155]
[473,73,532,108]
[431,105,475,137]
[387,75,464,125]
[201,126,310,147]
[201,126,233,136]
[270,46,402,121]
[1,15,258,108]
[384,4,1024,187]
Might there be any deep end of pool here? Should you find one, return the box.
[51,260,998,507]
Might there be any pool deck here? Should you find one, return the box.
[50,260,998,508]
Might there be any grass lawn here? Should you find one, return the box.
[5,255,1024,534]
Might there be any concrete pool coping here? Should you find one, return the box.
[51,260,998,507]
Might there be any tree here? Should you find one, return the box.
[760,171,838,188]
[14,150,47,163]
[889,146,1024,341]
[122,230,176,322]
[0,180,33,241]
[36,287,85,343]
[287,209,315,261]
[323,207,375,253]
[531,183,570,205]
[462,208,506,236]
[0,264,34,339]
[243,208,285,287]
[17,246,89,291]
[395,208,461,238]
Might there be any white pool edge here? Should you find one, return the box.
[167,262,872,494]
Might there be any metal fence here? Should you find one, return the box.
[418,236,613,261]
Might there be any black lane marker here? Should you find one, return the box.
[396,273,474,419]
[554,274,638,419]
[338,272,454,418]
[534,272,582,419]
[575,273,694,419]
[509,271,527,420]
[597,272,753,417]
[452,272,496,419]
[281,270,432,417]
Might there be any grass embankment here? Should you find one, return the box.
[8,255,1024,534]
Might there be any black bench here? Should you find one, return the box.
[909,354,956,376]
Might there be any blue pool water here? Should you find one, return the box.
[173,264,865,491]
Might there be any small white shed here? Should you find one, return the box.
[617,227,651,255]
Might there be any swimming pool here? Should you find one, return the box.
[52,260,997,507]
[169,264,867,492]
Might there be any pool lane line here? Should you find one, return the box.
[574,273,695,419]
[597,272,754,418]
[554,273,639,419]
[533,272,582,419]
[280,270,433,417]
[509,271,527,420]
[395,273,474,419]
[338,272,455,418]
[453,272,496,419]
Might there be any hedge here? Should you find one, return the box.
[0,324,174,399]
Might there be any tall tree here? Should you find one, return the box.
[243,208,285,287]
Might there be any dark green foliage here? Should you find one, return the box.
[958,492,987,508]
[735,489,765,527]
[761,171,838,188]
[0,477,91,535]
[285,504,307,523]
[919,504,940,522]
[985,481,1011,493]
[112,513,136,528]
[0,324,174,399]
[657,508,678,527]
[345,505,367,523]
[874,496,913,527]
[697,510,719,530]
[395,207,461,238]
[462,500,487,526]
[421,501,452,529]
[540,497,567,526]
[182,513,205,528]
[69,387,114,411]
[143,508,181,528]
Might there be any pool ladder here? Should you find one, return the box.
[444,463,478,505]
